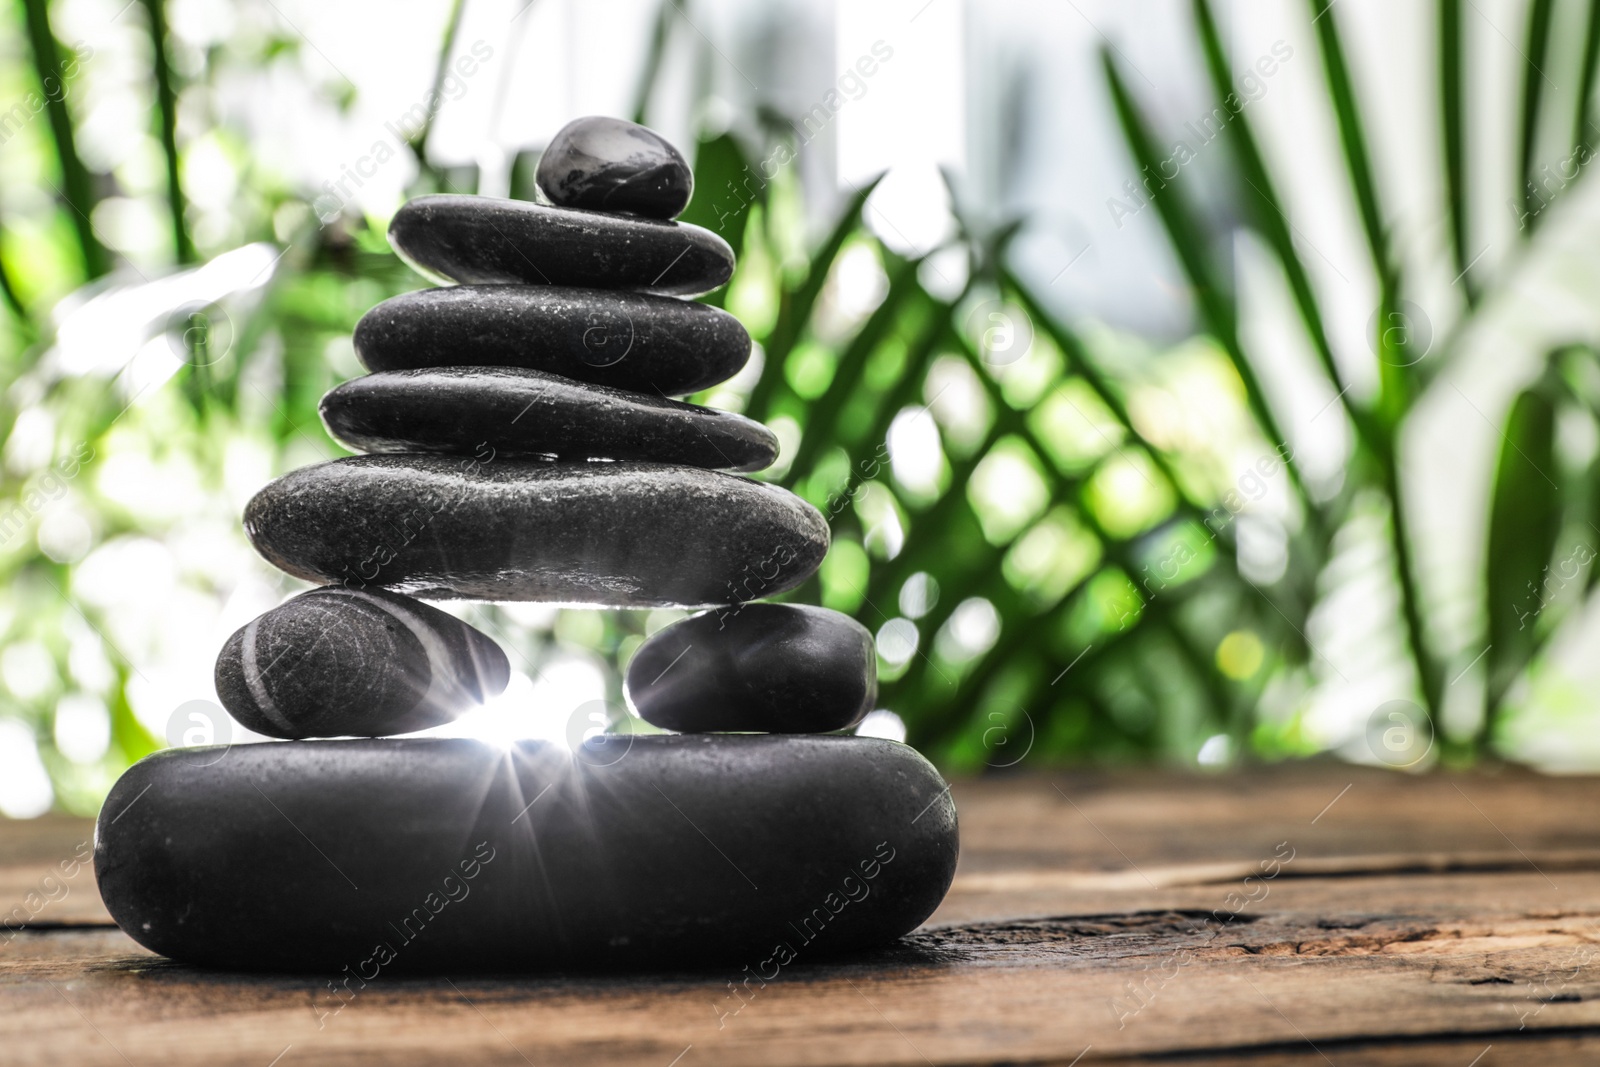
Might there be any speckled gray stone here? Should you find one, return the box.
[94,735,959,971]
[214,587,509,740]
[536,116,692,219]
[243,456,829,606]
[626,604,876,733]
[320,368,777,472]
[388,195,733,298]
[353,285,750,397]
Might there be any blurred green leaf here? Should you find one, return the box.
[1191,0,1354,423]
[1484,384,1560,706]
[1099,47,1304,510]
[18,0,105,279]
[1439,0,1473,301]
[745,175,884,424]
[137,0,194,264]
[679,133,758,311]
[1518,0,1556,229]
[1574,1,1600,154]
[1306,0,1388,279]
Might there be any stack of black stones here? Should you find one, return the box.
[94,118,959,973]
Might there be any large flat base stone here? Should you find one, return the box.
[93,736,959,973]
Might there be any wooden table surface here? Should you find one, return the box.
[6,763,1600,1065]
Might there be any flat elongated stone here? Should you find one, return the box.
[388,196,734,297]
[536,116,692,219]
[214,587,508,740]
[353,285,751,397]
[627,604,876,733]
[94,735,959,971]
[243,456,829,606]
[321,368,777,472]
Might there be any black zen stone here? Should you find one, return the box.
[214,587,509,740]
[94,735,960,971]
[627,604,876,733]
[321,368,777,472]
[243,456,829,607]
[354,285,751,397]
[388,195,733,297]
[536,116,692,219]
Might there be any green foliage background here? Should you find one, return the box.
[3,0,1600,814]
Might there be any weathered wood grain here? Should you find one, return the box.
[3,767,1600,1065]
[0,815,103,927]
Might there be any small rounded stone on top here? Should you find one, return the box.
[625,604,877,734]
[537,116,693,219]
[214,586,509,740]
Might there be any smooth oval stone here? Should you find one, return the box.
[536,116,692,219]
[388,195,734,298]
[94,735,959,971]
[321,368,777,472]
[354,285,751,397]
[214,587,509,740]
[627,604,876,733]
[243,456,829,606]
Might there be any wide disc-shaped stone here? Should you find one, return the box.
[536,116,692,219]
[321,368,777,472]
[214,587,509,740]
[388,195,733,297]
[627,604,876,733]
[354,285,751,396]
[94,735,959,971]
[243,456,829,606]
